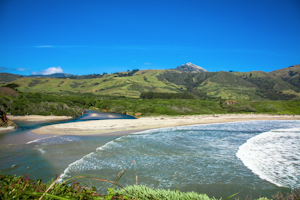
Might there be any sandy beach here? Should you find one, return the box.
[7,115,73,122]
[31,114,300,135]
[0,126,16,133]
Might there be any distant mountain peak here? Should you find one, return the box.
[174,62,207,73]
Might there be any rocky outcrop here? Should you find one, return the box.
[0,109,18,129]
[174,62,207,73]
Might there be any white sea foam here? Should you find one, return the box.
[60,140,117,181]
[26,136,57,144]
[27,135,83,146]
[237,127,300,188]
[38,148,46,154]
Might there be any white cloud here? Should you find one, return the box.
[32,66,63,75]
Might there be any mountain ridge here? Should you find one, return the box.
[1,64,300,100]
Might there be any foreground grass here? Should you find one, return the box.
[2,173,299,200]
[0,173,221,200]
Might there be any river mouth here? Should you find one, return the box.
[0,112,299,199]
[0,110,136,145]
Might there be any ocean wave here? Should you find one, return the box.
[237,127,300,188]
[59,120,300,189]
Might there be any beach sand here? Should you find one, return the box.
[0,126,16,134]
[31,114,300,136]
[7,115,73,122]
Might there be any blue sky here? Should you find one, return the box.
[0,0,299,75]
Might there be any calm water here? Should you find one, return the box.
[0,112,299,199]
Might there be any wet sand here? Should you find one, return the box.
[31,114,300,136]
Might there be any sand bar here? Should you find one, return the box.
[0,126,16,134]
[31,114,300,135]
[7,115,73,122]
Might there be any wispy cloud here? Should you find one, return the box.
[0,66,8,71]
[36,45,53,48]
[34,45,89,48]
[144,63,151,65]
[8,45,297,57]
[0,66,16,71]
[32,66,63,75]
[31,45,186,51]
[17,67,30,71]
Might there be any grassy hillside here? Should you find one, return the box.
[0,73,23,85]
[195,72,259,100]
[4,65,300,100]
[12,70,183,98]
[234,71,300,100]
[270,64,300,88]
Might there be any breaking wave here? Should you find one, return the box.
[59,120,300,190]
[237,128,300,188]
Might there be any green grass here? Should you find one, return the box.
[3,172,299,199]
[114,185,221,200]
[11,72,183,98]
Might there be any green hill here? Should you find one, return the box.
[3,65,300,100]
[0,73,23,85]
[11,70,183,98]
[234,71,299,100]
[270,64,300,88]
[195,71,258,100]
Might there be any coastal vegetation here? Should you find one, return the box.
[0,91,93,117]
[1,173,298,200]
[95,98,300,116]
[1,87,300,118]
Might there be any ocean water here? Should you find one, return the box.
[0,115,299,199]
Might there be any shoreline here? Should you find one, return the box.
[31,114,300,136]
[7,115,73,122]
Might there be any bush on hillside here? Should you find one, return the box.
[0,87,18,98]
